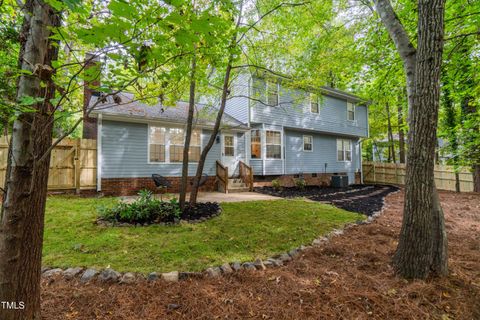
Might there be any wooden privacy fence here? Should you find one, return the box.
[362,161,474,192]
[0,136,97,192]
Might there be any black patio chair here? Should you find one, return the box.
[152,174,172,200]
[190,174,209,188]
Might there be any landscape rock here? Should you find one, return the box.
[220,263,233,274]
[179,272,203,280]
[98,268,121,283]
[162,271,179,282]
[312,237,328,246]
[288,248,300,258]
[80,268,99,283]
[277,253,292,263]
[63,267,83,279]
[167,303,181,311]
[43,268,63,277]
[242,262,256,271]
[231,262,242,272]
[263,260,273,267]
[205,267,221,277]
[266,258,283,267]
[41,266,52,273]
[253,259,266,270]
[120,272,136,284]
[147,272,159,281]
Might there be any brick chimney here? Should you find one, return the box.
[83,53,101,139]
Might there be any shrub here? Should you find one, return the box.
[271,179,282,191]
[98,189,180,224]
[294,178,306,190]
[98,190,219,225]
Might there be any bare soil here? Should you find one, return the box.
[41,190,480,320]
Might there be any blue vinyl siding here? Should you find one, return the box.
[284,129,360,183]
[224,73,251,124]
[101,120,220,178]
[248,78,368,137]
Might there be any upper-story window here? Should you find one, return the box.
[347,102,355,121]
[251,130,262,159]
[266,130,281,159]
[267,81,279,107]
[337,139,352,161]
[310,93,319,114]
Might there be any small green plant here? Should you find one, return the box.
[294,178,306,190]
[271,179,282,191]
[98,189,175,224]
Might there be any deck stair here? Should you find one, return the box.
[227,178,250,192]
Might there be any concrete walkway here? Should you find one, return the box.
[122,191,283,203]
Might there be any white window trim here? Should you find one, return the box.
[310,93,319,114]
[147,124,202,164]
[250,129,262,160]
[347,102,356,121]
[303,135,313,152]
[265,129,282,159]
[221,133,236,158]
[337,138,352,162]
[266,81,280,107]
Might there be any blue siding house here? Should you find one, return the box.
[88,73,368,195]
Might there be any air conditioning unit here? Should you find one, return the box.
[331,175,348,188]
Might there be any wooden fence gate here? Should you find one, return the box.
[0,136,97,192]
[362,161,474,192]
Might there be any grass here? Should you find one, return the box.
[43,196,364,273]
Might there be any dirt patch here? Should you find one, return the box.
[256,184,399,216]
[41,190,480,319]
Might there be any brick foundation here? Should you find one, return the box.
[253,173,351,188]
[101,176,217,196]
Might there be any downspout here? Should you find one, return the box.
[96,114,102,191]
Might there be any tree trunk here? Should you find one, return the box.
[473,165,480,193]
[375,0,448,279]
[190,63,233,205]
[179,53,196,210]
[442,84,460,191]
[397,103,406,163]
[0,1,60,319]
[386,102,396,163]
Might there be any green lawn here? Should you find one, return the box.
[43,196,364,273]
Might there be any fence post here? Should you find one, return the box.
[74,139,81,194]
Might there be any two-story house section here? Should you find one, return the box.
[224,73,368,185]
[88,71,367,195]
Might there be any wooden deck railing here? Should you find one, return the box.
[216,160,228,193]
[239,161,254,191]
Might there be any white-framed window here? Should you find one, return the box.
[347,102,355,121]
[223,134,235,157]
[267,81,279,106]
[148,125,201,163]
[149,126,166,162]
[266,130,281,159]
[303,135,313,152]
[189,130,202,162]
[310,93,319,114]
[337,139,352,161]
[251,129,262,159]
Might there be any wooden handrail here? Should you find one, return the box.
[216,160,228,193]
[239,161,254,191]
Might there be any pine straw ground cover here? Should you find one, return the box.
[41,190,480,320]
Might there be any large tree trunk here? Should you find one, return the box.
[375,0,448,279]
[473,165,480,193]
[386,102,396,163]
[179,54,196,210]
[397,102,406,163]
[0,1,60,319]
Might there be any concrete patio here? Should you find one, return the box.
[121,191,283,203]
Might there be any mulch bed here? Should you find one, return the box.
[41,190,480,319]
[256,184,399,216]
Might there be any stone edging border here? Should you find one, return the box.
[41,189,401,284]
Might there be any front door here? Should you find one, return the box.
[222,133,237,177]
